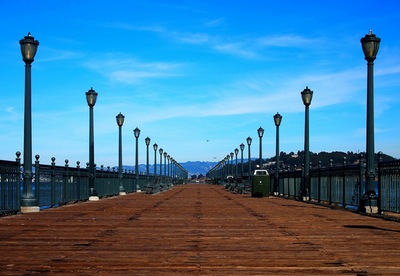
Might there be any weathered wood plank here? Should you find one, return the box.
[0,184,399,275]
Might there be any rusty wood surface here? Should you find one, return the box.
[0,184,400,275]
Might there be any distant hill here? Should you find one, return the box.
[117,151,397,178]
[179,161,218,176]
[119,161,218,177]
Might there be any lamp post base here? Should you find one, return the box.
[365,206,378,214]
[302,196,310,201]
[20,206,40,213]
[89,196,100,201]
[359,190,379,214]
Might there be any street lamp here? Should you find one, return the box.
[134,127,140,192]
[167,155,171,178]
[240,143,245,176]
[145,137,151,179]
[116,113,126,195]
[229,152,234,176]
[170,158,175,180]
[163,152,167,178]
[86,87,99,201]
[159,148,163,179]
[20,33,39,213]
[247,136,252,175]
[225,155,230,179]
[234,148,239,177]
[257,127,264,168]
[361,30,381,213]
[301,86,313,200]
[273,112,282,195]
[153,143,158,176]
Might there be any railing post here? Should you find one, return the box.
[282,166,286,197]
[63,159,69,204]
[318,161,321,203]
[113,167,118,195]
[342,157,347,207]
[293,165,297,198]
[308,161,312,200]
[34,154,40,206]
[100,165,105,198]
[329,159,333,205]
[15,151,21,209]
[378,152,383,213]
[86,162,90,199]
[359,154,364,209]
[108,165,111,196]
[300,163,304,199]
[76,161,81,201]
[51,157,56,206]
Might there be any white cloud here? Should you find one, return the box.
[257,34,317,48]
[107,21,318,59]
[37,47,83,62]
[214,42,258,59]
[176,33,210,44]
[205,18,225,28]
[83,56,185,84]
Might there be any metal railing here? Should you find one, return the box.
[0,153,184,215]
[273,159,363,208]
[209,156,400,214]
[0,159,20,214]
[274,158,399,213]
[379,160,400,213]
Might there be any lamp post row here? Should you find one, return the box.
[18,32,184,212]
[211,30,379,211]
[19,30,381,213]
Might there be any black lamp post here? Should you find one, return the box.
[221,159,225,180]
[167,155,171,178]
[20,33,39,213]
[86,87,99,201]
[116,113,126,195]
[171,158,175,180]
[240,143,245,176]
[234,148,239,177]
[361,30,381,213]
[247,136,252,175]
[134,127,140,192]
[159,148,163,179]
[257,127,264,168]
[153,143,158,176]
[301,86,313,200]
[226,155,230,178]
[163,152,167,178]
[273,112,282,195]
[230,152,234,176]
[145,137,151,179]
[225,156,229,179]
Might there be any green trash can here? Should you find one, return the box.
[251,169,270,197]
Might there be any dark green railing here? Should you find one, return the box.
[273,160,362,208]
[379,160,400,213]
[208,157,400,214]
[0,159,20,214]
[0,153,186,215]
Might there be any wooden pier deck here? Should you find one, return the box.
[1,184,399,275]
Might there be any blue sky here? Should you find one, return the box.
[1,0,399,167]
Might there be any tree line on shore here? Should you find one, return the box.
[191,151,397,179]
